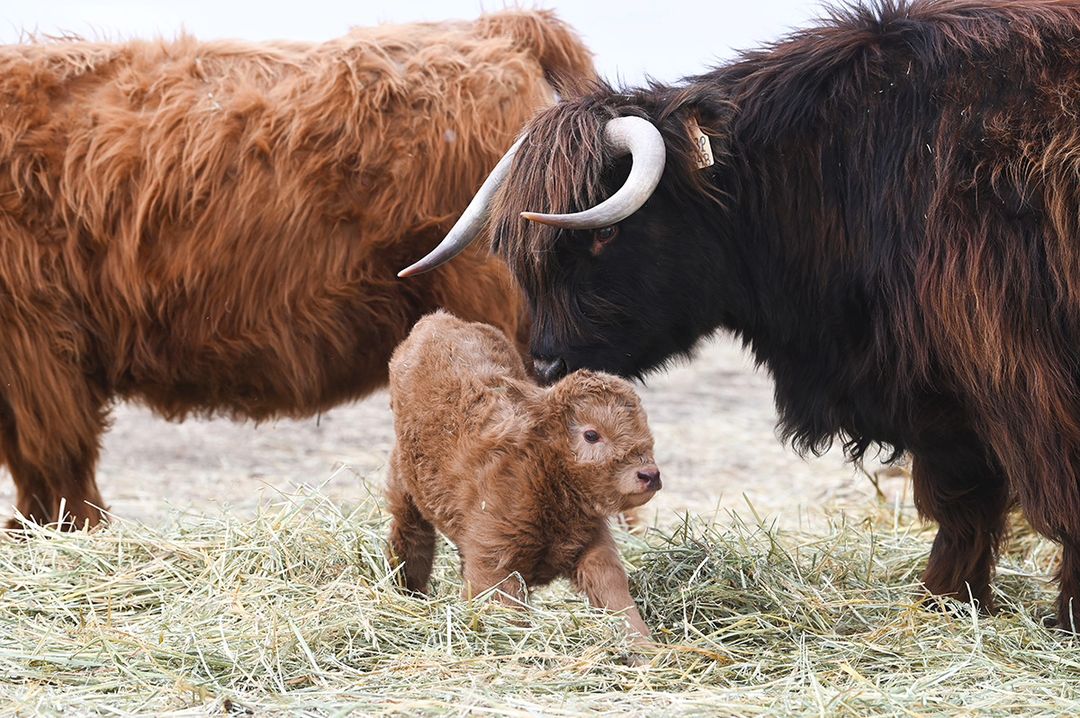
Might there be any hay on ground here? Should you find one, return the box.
[0,488,1075,717]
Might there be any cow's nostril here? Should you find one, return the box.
[532,355,567,384]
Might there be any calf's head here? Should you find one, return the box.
[544,370,660,513]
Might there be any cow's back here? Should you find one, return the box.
[0,13,592,421]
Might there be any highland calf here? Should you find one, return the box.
[386,311,660,640]
[0,12,593,528]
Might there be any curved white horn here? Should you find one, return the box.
[398,136,524,278]
[520,116,666,230]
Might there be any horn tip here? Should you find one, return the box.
[520,211,557,226]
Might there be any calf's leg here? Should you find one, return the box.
[460,555,527,607]
[385,469,436,593]
[572,527,650,641]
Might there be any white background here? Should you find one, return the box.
[1,1,825,84]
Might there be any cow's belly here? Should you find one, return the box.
[117,316,399,422]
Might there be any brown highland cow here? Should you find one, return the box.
[0,12,593,527]
[386,311,661,641]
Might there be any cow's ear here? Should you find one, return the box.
[655,100,731,202]
[660,94,731,172]
[670,90,731,136]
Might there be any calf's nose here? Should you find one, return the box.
[637,467,662,492]
[532,355,568,384]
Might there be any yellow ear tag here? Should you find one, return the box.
[686,116,715,170]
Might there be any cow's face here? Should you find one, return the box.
[398,95,731,383]
[487,105,729,385]
[523,180,720,383]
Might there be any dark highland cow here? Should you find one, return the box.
[402,0,1080,628]
[0,11,593,528]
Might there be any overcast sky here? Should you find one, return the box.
[0,1,825,84]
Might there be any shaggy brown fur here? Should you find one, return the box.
[0,12,594,528]
[478,1,1080,628]
[386,311,660,640]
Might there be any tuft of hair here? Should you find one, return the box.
[475,10,595,93]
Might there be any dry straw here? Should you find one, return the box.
[1,488,1077,716]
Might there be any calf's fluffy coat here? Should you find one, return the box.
[387,311,660,638]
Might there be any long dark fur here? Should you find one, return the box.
[489,0,1080,626]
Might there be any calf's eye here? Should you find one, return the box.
[583,429,601,443]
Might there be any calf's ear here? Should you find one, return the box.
[545,371,643,423]
[498,376,540,405]
[545,370,604,410]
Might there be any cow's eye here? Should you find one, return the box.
[583,429,601,443]
[594,226,618,242]
[590,226,618,256]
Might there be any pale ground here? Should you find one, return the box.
[0,335,910,528]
